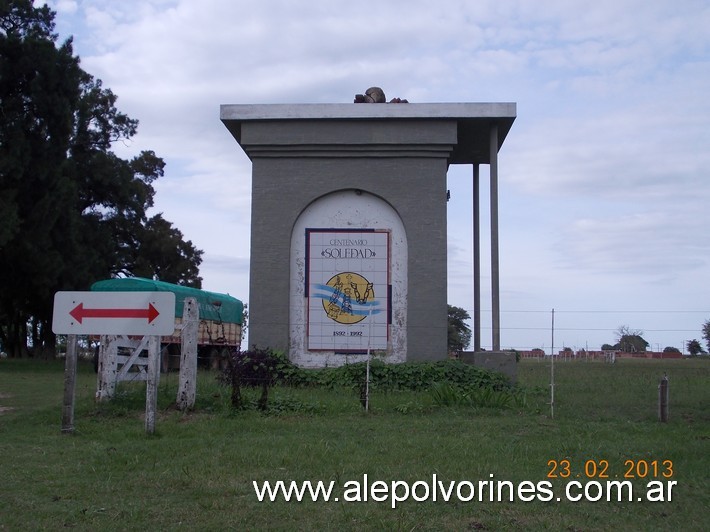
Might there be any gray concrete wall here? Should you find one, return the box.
[459,351,518,383]
[244,119,456,361]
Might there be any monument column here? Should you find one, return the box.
[473,163,481,352]
[490,124,501,351]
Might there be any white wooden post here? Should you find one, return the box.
[145,335,161,434]
[96,334,118,401]
[61,334,78,433]
[176,297,198,410]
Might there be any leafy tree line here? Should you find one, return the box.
[597,323,710,356]
[0,1,203,357]
[600,325,650,353]
[446,312,710,357]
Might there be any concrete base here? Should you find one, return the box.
[459,351,517,383]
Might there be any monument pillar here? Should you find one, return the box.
[221,103,515,367]
[473,163,481,353]
[490,123,501,351]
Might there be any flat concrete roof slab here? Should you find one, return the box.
[221,103,516,164]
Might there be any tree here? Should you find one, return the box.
[123,214,203,287]
[0,1,82,356]
[687,339,704,356]
[662,346,680,353]
[448,305,472,353]
[702,319,710,353]
[0,1,203,357]
[613,325,649,353]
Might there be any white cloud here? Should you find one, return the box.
[46,0,710,351]
[52,0,78,15]
[560,211,708,276]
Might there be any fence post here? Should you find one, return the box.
[177,297,198,410]
[658,374,669,422]
[145,335,161,434]
[61,334,78,433]
[96,335,117,401]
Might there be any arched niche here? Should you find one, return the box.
[289,189,407,367]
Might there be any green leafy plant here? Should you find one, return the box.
[429,381,527,410]
[280,359,510,392]
[218,354,511,412]
[429,382,465,406]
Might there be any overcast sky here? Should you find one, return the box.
[48,0,709,352]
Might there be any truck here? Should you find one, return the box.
[90,277,244,371]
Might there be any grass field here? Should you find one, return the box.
[0,357,708,531]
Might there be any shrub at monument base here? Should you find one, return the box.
[218,349,513,412]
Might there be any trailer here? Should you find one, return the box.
[90,277,244,371]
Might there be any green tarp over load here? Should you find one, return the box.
[91,277,243,324]
[91,278,244,355]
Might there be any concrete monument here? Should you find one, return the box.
[221,95,515,368]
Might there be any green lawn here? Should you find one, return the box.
[0,357,708,530]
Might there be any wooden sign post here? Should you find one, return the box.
[61,334,78,433]
[145,335,161,434]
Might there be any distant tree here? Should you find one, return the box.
[615,325,642,339]
[614,325,649,353]
[687,339,704,356]
[617,335,649,353]
[447,305,472,353]
[601,344,616,351]
[662,346,681,353]
[702,319,710,352]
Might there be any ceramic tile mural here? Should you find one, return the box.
[306,229,390,352]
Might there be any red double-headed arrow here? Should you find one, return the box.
[69,302,160,324]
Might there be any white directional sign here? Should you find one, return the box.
[52,291,176,335]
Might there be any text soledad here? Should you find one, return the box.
[320,247,376,259]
